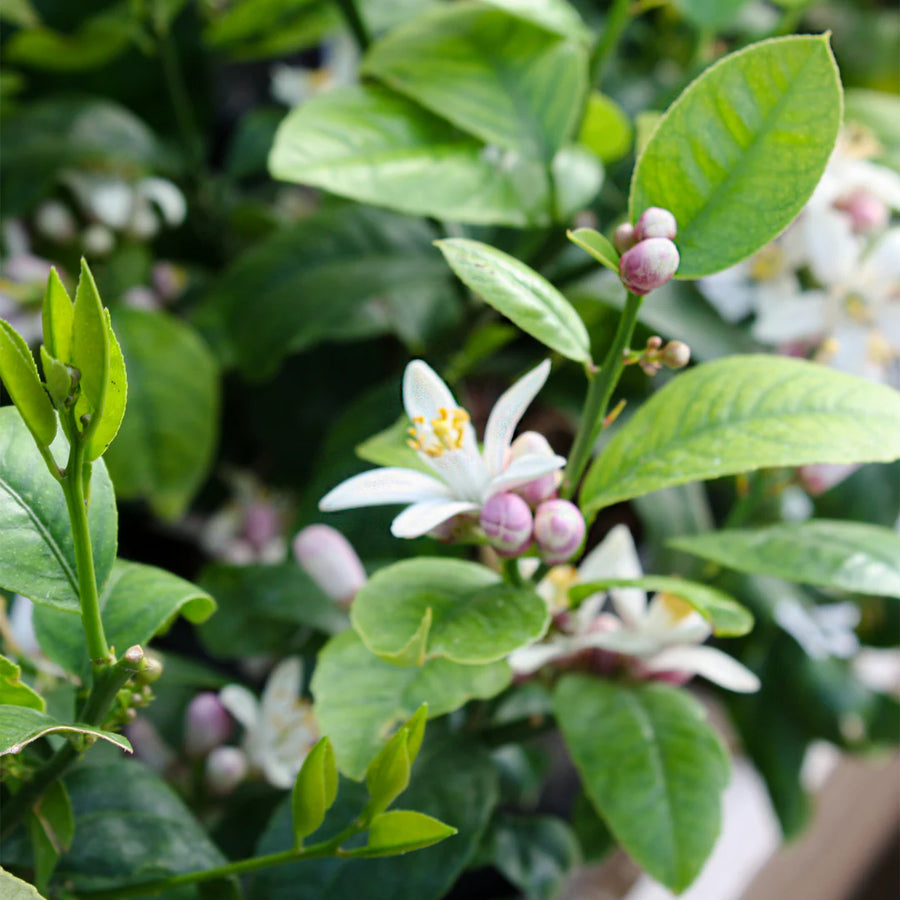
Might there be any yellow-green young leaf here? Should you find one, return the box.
[291,737,338,845]
[579,92,632,163]
[348,810,457,858]
[567,228,620,272]
[40,346,72,410]
[70,259,109,427]
[85,308,127,461]
[41,268,73,362]
[0,654,45,711]
[630,34,842,277]
[0,320,56,446]
[402,705,428,767]
[365,728,411,819]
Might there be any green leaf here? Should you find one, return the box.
[40,347,72,410]
[0,705,131,755]
[555,677,730,892]
[197,563,348,658]
[41,270,72,362]
[0,407,117,613]
[581,356,900,514]
[207,207,457,379]
[312,631,509,778]
[356,418,433,474]
[28,780,74,893]
[0,867,48,900]
[436,238,591,363]
[252,732,497,900]
[351,558,549,666]
[0,655,44,710]
[630,35,842,277]
[570,576,753,636]
[33,560,216,677]
[578,92,632,163]
[567,228,620,273]
[671,520,900,599]
[291,737,339,845]
[102,308,219,520]
[269,85,570,227]
[84,309,127,461]
[362,4,587,160]
[0,0,41,28]
[53,754,228,893]
[349,810,457,858]
[0,319,56,446]
[479,0,591,41]
[673,0,749,29]
[70,260,110,429]
[365,728,412,819]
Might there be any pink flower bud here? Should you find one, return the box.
[507,431,561,506]
[243,502,282,551]
[634,207,678,241]
[619,238,680,295]
[533,500,586,564]
[293,524,366,607]
[613,222,636,253]
[205,746,248,796]
[184,692,233,758]
[480,492,533,557]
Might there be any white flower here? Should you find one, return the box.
[271,34,358,107]
[219,657,317,789]
[773,598,860,660]
[509,526,760,693]
[319,359,566,539]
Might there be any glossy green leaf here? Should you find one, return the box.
[365,727,412,819]
[582,356,900,514]
[53,754,228,893]
[269,85,570,227]
[674,0,749,28]
[567,228,620,272]
[84,309,127,461]
[349,810,457,858]
[436,238,591,363]
[0,319,56,446]
[480,0,590,41]
[292,737,339,845]
[41,270,72,362]
[578,92,632,163]
[252,732,497,900]
[0,705,131,756]
[0,655,44,710]
[70,260,109,428]
[671,520,900,599]
[571,575,753,636]
[103,308,219,520]
[555,677,729,892]
[352,558,549,666]
[28,780,74,893]
[33,560,216,677]
[630,35,842,277]
[312,631,510,778]
[0,407,117,612]
[362,4,587,160]
[40,347,71,410]
[0,866,47,900]
[356,418,433,474]
[208,207,457,379]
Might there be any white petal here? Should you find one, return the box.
[579,628,662,655]
[486,452,566,496]
[804,207,860,286]
[427,445,489,502]
[577,525,646,626]
[403,359,459,424]
[319,467,450,511]
[752,289,828,345]
[508,638,574,675]
[260,753,298,789]
[482,360,551,477]
[642,597,711,644]
[697,264,757,322]
[219,685,260,731]
[136,177,187,227]
[643,645,760,692]
[261,657,303,719]
[390,499,479,538]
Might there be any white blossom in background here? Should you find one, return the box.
[773,598,861,660]
[2,595,64,677]
[270,34,358,107]
[0,220,52,343]
[219,657,318,789]
[509,526,759,693]
[320,359,566,539]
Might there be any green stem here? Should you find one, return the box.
[61,438,109,665]
[76,821,365,900]
[590,0,633,88]
[503,557,524,587]
[333,0,371,51]
[561,291,643,499]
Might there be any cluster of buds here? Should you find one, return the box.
[615,207,680,295]
[106,648,162,731]
[625,335,692,376]
[182,691,251,796]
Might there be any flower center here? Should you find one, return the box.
[749,244,785,282]
[657,592,695,623]
[407,406,470,458]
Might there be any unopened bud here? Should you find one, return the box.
[619,237,680,295]
[507,431,562,506]
[480,492,533,557]
[34,200,77,243]
[835,190,889,234]
[661,340,691,369]
[613,222,636,253]
[293,524,366,607]
[634,207,678,241]
[533,499,586,565]
[184,692,232,758]
[205,746,248,796]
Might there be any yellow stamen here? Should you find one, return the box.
[658,592,695,623]
[408,406,470,458]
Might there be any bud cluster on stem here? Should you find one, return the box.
[616,208,680,296]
